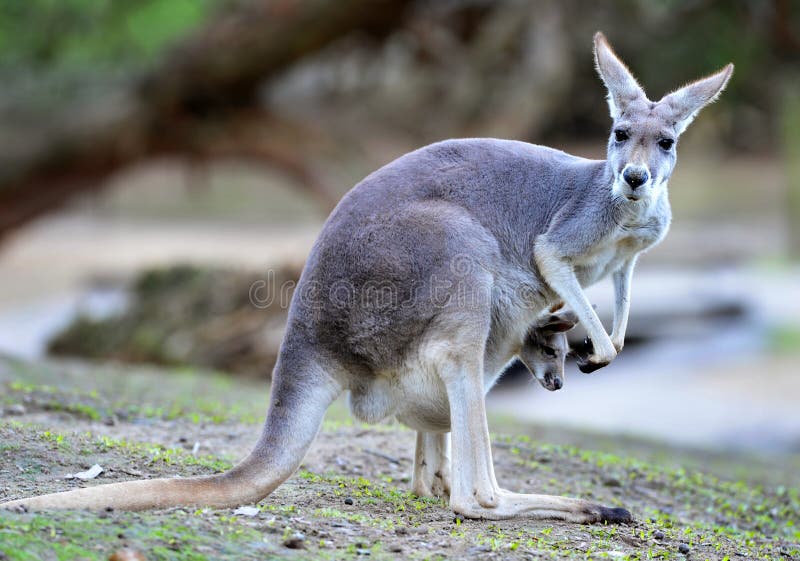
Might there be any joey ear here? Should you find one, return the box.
[593,32,646,119]
[659,63,734,135]
[544,321,576,334]
[541,309,579,334]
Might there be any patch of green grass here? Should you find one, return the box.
[487,435,800,559]
[1,422,235,477]
[37,430,70,450]
[1,361,266,426]
[3,382,106,421]
[298,470,445,516]
[93,434,234,473]
[0,510,270,561]
[768,324,800,353]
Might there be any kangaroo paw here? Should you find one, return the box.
[572,337,612,373]
[584,504,634,524]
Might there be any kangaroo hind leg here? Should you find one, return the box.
[412,431,451,498]
[441,342,632,523]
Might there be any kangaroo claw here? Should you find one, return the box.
[571,337,611,373]
[577,358,610,374]
[571,336,593,361]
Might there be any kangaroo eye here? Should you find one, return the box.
[614,129,629,142]
[658,138,674,150]
[542,346,557,358]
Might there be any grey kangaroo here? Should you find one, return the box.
[2,33,732,523]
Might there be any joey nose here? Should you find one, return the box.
[552,377,563,390]
[622,167,649,189]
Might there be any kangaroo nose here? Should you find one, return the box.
[623,167,649,189]
[552,377,563,390]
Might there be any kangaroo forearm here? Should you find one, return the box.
[611,257,636,349]
[535,243,615,359]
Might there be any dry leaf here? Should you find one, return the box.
[232,505,260,517]
[65,464,104,480]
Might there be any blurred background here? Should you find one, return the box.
[0,0,798,456]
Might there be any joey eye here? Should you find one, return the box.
[542,346,557,358]
[614,129,629,142]
[658,138,674,150]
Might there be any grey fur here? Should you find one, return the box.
[1,33,732,524]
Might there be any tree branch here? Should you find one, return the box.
[0,0,412,242]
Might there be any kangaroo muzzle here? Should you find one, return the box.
[620,164,650,200]
[622,165,649,188]
[536,370,564,392]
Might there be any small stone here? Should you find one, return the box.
[5,404,26,416]
[678,543,690,555]
[389,546,403,553]
[653,530,665,540]
[603,477,622,488]
[356,549,371,556]
[344,497,354,505]
[283,533,305,549]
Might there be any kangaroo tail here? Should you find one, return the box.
[1,354,341,511]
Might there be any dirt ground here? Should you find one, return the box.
[0,356,798,561]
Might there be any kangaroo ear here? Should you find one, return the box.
[540,309,579,334]
[660,63,734,135]
[593,32,645,119]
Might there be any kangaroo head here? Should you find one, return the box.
[593,32,733,205]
